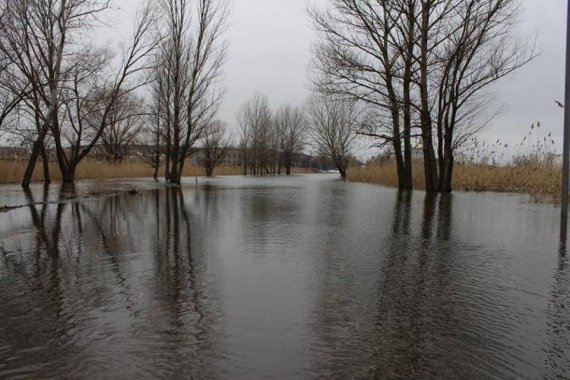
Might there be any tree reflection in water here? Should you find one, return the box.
[0,186,223,379]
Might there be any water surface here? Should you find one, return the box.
[0,175,568,379]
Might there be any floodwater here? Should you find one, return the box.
[0,175,568,379]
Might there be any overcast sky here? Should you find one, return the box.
[113,0,567,159]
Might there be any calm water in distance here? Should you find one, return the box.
[0,175,568,379]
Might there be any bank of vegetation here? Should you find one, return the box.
[0,0,548,195]
[0,0,357,186]
[0,159,322,184]
[349,123,563,200]
[349,162,561,199]
[309,0,535,192]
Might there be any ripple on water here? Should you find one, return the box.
[0,176,568,379]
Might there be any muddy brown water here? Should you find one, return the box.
[0,175,568,379]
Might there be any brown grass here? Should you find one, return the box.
[4,156,558,198]
[348,161,562,199]
[0,159,317,184]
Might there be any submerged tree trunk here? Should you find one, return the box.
[168,153,187,184]
[22,139,43,188]
[439,125,454,192]
[62,165,76,184]
[338,166,347,180]
[439,156,454,193]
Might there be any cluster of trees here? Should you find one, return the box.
[237,94,304,176]
[0,0,158,186]
[0,0,529,191]
[237,93,358,179]
[310,0,534,191]
[0,0,229,186]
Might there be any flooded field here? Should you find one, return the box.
[0,175,568,379]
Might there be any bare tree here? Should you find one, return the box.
[199,120,228,177]
[237,94,273,176]
[309,0,416,189]
[0,0,158,185]
[0,0,98,186]
[275,105,305,175]
[155,0,228,184]
[306,95,357,180]
[430,0,534,191]
[100,93,146,162]
[140,87,164,180]
[51,3,158,183]
[310,0,534,192]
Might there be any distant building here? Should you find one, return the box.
[189,147,242,166]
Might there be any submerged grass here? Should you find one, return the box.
[348,161,562,200]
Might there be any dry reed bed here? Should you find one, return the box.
[1,158,560,199]
[348,161,562,199]
[0,159,243,184]
[0,159,316,184]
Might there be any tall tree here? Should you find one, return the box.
[155,0,228,184]
[430,0,534,191]
[311,0,533,192]
[309,0,416,189]
[0,0,158,185]
[0,0,92,186]
[51,4,157,183]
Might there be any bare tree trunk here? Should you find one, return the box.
[165,138,171,181]
[153,132,160,180]
[419,2,439,192]
[22,140,42,187]
[402,6,415,190]
[390,109,406,189]
[440,156,454,193]
[62,164,76,184]
[339,166,347,180]
[40,144,51,184]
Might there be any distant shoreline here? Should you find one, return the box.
[1,157,562,203]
